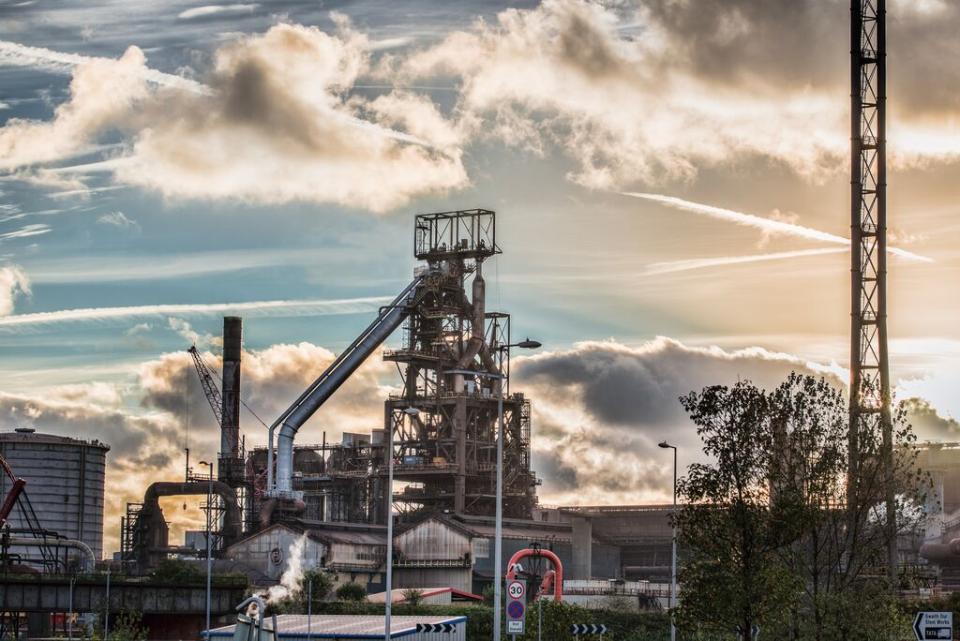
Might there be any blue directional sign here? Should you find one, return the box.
[914,612,953,641]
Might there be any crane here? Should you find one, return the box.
[188,345,223,429]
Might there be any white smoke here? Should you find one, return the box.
[266,534,308,604]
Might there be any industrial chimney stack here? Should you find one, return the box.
[220,316,242,461]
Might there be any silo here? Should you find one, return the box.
[0,428,109,560]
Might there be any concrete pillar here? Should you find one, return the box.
[571,516,593,580]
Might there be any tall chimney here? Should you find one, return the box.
[220,316,242,459]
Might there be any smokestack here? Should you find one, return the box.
[221,316,242,459]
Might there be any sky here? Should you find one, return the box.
[2,0,960,555]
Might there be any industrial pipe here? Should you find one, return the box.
[6,536,95,572]
[920,539,960,562]
[144,481,242,544]
[506,548,563,602]
[271,275,424,497]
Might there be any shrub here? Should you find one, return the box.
[335,582,367,602]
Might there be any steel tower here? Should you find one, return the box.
[849,0,897,585]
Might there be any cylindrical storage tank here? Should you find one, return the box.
[0,429,109,560]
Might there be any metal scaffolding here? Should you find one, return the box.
[849,0,897,585]
[383,210,539,522]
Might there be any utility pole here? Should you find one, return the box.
[849,0,897,588]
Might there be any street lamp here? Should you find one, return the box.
[385,406,420,641]
[199,460,214,637]
[658,441,677,641]
[451,337,540,641]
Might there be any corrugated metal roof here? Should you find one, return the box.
[461,522,573,543]
[207,614,466,639]
[309,528,386,545]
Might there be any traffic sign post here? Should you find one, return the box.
[914,612,953,641]
[506,580,526,637]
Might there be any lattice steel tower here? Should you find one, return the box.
[850,0,897,585]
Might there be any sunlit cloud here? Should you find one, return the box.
[0,295,392,330]
[624,192,932,263]
[644,247,847,275]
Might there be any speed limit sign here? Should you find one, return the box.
[506,579,526,636]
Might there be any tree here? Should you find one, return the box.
[766,374,928,641]
[95,611,147,641]
[335,581,367,602]
[675,373,930,641]
[674,379,801,639]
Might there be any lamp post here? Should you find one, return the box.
[454,336,540,641]
[199,460,214,637]
[658,441,677,641]
[385,406,420,641]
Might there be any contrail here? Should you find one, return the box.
[644,247,848,275]
[0,41,209,94]
[0,40,431,147]
[623,192,932,263]
[0,296,392,330]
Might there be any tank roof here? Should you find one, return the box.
[0,429,110,451]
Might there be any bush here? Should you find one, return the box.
[402,588,424,606]
[269,569,335,614]
[147,559,204,584]
[335,582,367,602]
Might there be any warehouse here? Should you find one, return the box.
[223,522,388,589]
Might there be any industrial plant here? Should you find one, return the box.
[118,209,676,598]
[1,0,959,639]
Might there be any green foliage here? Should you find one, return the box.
[401,587,424,606]
[675,379,802,638]
[675,373,931,641]
[335,581,367,602]
[270,569,335,613]
[147,559,204,584]
[144,559,248,588]
[93,611,147,641]
[481,583,495,605]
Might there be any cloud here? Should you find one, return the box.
[115,21,466,211]
[138,342,392,443]
[0,264,30,316]
[513,336,846,505]
[178,4,260,20]
[903,397,960,442]
[0,294,392,330]
[624,192,933,263]
[96,211,139,229]
[0,40,207,93]
[0,20,468,212]
[0,46,150,170]
[391,0,848,188]
[643,247,847,276]
[0,224,50,242]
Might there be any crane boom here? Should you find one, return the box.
[188,346,223,428]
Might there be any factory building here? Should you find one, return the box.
[0,428,109,560]
[224,522,387,588]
